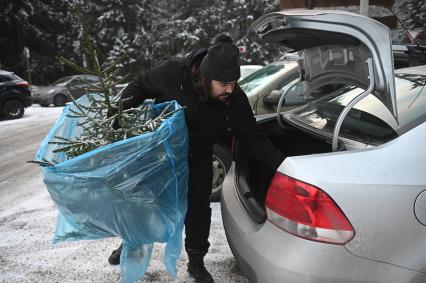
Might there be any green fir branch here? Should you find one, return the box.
[57,56,98,76]
[33,8,181,162]
[27,160,55,167]
[102,50,129,75]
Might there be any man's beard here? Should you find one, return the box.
[210,92,231,102]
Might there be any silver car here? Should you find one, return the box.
[240,59,299,115]
[32,75,100,107]
[239,59,341,116]
[240,65,264,80]
[221,10,426,283]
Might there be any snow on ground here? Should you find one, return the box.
[0,105,64,125]
[0,105,248,283]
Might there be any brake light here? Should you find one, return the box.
[16,81,29,87]
[265,173,354,244]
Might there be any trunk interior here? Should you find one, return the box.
[234,116,331,223]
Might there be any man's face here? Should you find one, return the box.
[210,80,236,102]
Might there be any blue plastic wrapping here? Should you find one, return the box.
[35,96,189,283]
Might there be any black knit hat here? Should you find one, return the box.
[200,42,241,82]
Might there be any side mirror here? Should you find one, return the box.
[263,90,283,107]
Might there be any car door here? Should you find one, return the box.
[67,77,87,99]
[68,76,100,100]
[0,74,9,95]
[252,10,397,120]
[255,67,299,115]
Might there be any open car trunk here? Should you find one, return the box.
[233,8,399,224]
[234,116,331,223]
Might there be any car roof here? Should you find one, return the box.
[70,74,99,79]
[59,74,98,79]
[0,70,13,75]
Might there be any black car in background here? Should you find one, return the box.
[0,70,32,119]
[393,45,426,69]
[32,75,100,107]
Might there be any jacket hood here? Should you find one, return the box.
[184,48,209,101]
[185,48,208,69]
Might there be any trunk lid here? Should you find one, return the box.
[252,10,397,119]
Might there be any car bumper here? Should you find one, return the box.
[24,96,33,107]
[32,96,48,105]
[221,165,422,283]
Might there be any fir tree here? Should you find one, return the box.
[29,8,180,166]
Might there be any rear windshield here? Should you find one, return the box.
[286,73,426,145]
[0,72,22,82]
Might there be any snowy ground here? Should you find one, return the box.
[0,106,248,282]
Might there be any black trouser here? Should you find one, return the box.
[184,155,213,257]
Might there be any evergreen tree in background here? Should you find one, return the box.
[81,0,162,74]
[0,0,81,84]
[404,0,426,44]
[0,0,35,78]
[6,0,422,85]
[1,0,282,84]
[156,0,284,63]
[230,0,287,64]
[392,0,426,44]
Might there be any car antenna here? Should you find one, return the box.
[387,8,421,48]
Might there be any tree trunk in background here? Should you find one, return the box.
[360,0,369,16]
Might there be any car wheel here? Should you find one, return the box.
[2,99,25,119]
[210,143,232,202]
[53,94,67,107]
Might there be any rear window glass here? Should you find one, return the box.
[240,62,287,93]
[0,73,21,82]
[0,75,9,82]
[85,76,100,83]
[286,73,426,145]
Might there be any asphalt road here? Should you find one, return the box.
[0,105,248,283]
[0,107,62,210]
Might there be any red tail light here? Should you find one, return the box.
[265,173,354,244]
[16,81,29,87]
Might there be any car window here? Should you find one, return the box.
[85,76,100,83]
[11,73,24,81]
[52,77,73,86]
[0,73,18,82]
[70,78,86,85]
[0,75,9,83]
[286,73,426,145]
[264,76,343,108]
[239,62,287,94]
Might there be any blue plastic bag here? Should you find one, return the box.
[35,96,188,283]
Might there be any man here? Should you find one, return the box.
[108,34,284,282]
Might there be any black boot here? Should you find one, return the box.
[108,244,122,265]
[187,253,214,283]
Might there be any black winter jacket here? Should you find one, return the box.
[121,51,284,171]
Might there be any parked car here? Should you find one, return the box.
[239,65,263,80]
[0,70,32,119]
[222,10,426,283]
[393,44,426,69]
[32,75,100,107]
[240,44,418,117]
[240,60,298,115]
[240,59,332,116]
